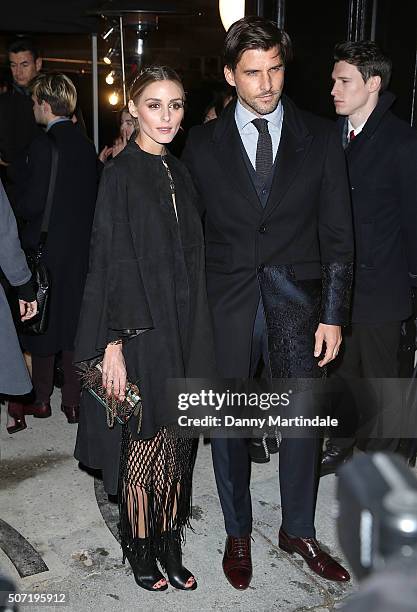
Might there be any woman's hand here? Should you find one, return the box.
[112,133,127,158]
[102,343,127,402]
[19,299,38,321]
[98,145,113,163]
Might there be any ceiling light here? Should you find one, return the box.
[102,26,114,40]
[105,71,115,85]
[136,38,144,56]
[108,91,119,106]
[103,48,115,64]
[219,0,245,31]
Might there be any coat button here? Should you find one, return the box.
[259,225,267,234]
[257,264,265,273]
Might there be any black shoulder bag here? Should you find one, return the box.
[21,135,59,335]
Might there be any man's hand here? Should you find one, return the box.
[19,299,38,321]
[314,323,342,367]
[102,343,127,402]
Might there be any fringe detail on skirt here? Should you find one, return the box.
[118,424,198,559]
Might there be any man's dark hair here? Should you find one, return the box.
[223,16,292,70]
[8,37,39,62]
[333,40,392,92]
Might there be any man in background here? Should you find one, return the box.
[0,37,42,209]
[8,74,98,426]
[322,41,417,475]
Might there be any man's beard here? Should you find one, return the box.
[240,91,281,116]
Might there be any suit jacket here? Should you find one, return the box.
[18,120,98,355]
[339,91,417,324]
[0,86,39,164]
[0,86,42,208]
[182,96,354,377]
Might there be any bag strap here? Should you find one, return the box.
[39,133,59,247]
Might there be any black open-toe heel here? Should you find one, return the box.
[159,533,197,591]
[121,538,168,592]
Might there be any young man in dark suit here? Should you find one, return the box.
[183,16,354,589]
[321,42,417,475]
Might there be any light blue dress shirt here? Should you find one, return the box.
[234,99,284,169]
[46,117,71,132]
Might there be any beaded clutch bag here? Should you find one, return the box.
[80,360,142,429]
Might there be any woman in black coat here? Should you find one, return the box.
[74,67,215,592]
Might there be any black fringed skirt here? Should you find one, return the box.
[118,424,198,555]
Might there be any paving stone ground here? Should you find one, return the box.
[0,390,361,612]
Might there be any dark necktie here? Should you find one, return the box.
[252,118,273,177]
[349,129,356,142]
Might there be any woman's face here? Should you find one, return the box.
[128,80,184,154]
[120,110,135,140]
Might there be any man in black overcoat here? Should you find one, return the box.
[182,17,354,589]
[9,73,98,425]
[0,38,42,210]
[321,41,417,475]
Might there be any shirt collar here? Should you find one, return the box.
[235,99,283,131]
[348,118,366,137]
[12,82,30,96]
[46,116,71,132]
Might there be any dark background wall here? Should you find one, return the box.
[281,0,417,124]
[1,0,416,147]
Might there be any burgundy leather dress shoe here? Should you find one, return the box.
[279,528,350,582]
[61,405,79,424]
[7,403,27,434]
[222,536,252,590]
[25,401,52,419]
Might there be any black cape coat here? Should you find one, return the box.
[74,141,216,440]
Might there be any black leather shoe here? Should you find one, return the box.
[122,538,167,592]
[320,443,353,476]
[249,429,282,463]
[61,405,79,424]
[158,531,197,590]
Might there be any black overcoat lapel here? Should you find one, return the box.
[342,117,365,172]
[212,103,263,213]
[263,96,313,219]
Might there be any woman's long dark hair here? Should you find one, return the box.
[129,66,184,104]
